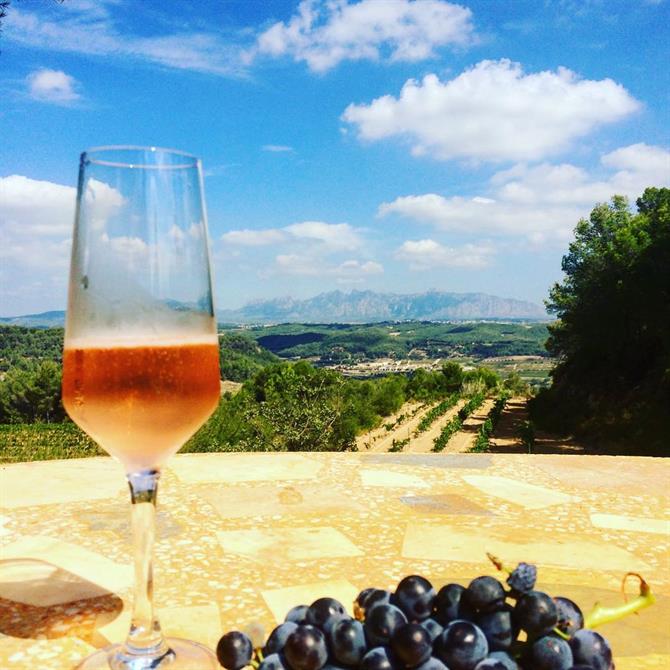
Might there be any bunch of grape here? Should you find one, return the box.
[215,563,615,670]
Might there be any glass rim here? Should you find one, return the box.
[82,145,200,169]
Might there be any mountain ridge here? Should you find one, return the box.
[0,290,548,327]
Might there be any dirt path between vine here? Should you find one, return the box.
[356,401,425,452]
[443,398,496,452]
[404,399,467,453]
[488,397,591,454]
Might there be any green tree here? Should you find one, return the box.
[0,360,65,423]
[533,188,670,453]
[440,361,464,393]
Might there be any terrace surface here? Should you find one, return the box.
[0,453,669,668]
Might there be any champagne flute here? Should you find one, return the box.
[62,146,221,669]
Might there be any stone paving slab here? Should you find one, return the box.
[0,453,668,669]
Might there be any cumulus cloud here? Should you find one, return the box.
[343,59,640,162]
[27,68,81,104]
[252,0,475,73]
[0,175,76,314]
[395,239,494,270]
[222,221,363,252]
[275,254,383,279]
[378,143,670,244]
[5,3,247,77]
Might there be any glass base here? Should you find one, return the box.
[75,638,219,669]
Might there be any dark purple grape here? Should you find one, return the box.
[328,618,367,667]
[476,610,513,651]
[434,620,489,670]
[554,597,584,636]
[365,604,408,647]
[259,653,289,670]
[390,623,432,668]
[419,617,443,642]
[286,605,310,624]
[306,598,348,632]
[395,575,436,622]
[216,631,253,670]
[360,647,399,670]
[473,660,508,669]
[358,589,394,618]
[464,577,505,615]
[433,584,466,626]
[513,591,557,637]
[530,636,573,670]
[265,622,298,655]
[569,630,613,670]
[506,563,536,596]
[486,651,519,669]
[414,658,449,670]
[284,625,328,670]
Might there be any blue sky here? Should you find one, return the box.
[1,0,668,316]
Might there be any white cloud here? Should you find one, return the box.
[262,144,294,152]
[5,5,247,77]
[0,175,76,314]
[601,142,670,174]
[379,144,670,243]
[395,239,494,270]
[221,229,287,246]
[343,59,640,162]
[27,68,81,104]
[252,0,475,73]
[275,254,383,278]
[223,221,363,252]
[284,221,362,251]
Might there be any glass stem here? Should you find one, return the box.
[120,470,171,665]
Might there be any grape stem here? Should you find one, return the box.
[584,573,656,629]
[487,552,512,575]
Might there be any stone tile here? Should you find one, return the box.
[526,455,670,495]
[216,527,363,562]
[0,536,132,602]
[362,454,492,469]
[0,458,125,509]
[0,515,11,537]
[462,475,577,509]
[590,513,670,535]
[399,494,492,515]
[0,636,96,667]
[170,453,324,484]
[0,558,111,607]
[203,483,363,520]
[617,656,670,670]
[261,579,359,624]
[96,603,222,650]
[402,522,651,572]
[360,469,428,488]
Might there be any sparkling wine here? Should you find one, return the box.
[63,339,220,472]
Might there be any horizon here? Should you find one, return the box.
[0,287,550,322]
[1,0,669,317]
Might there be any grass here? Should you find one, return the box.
[0,423,104,463]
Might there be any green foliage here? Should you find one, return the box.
[457,392,486,422]
[235,321,551,361]
[518,420,536,453]
[441,361,464,393]
[532,188,670,454]
[0,422,102,463]
[416,394,460,433]
[502,371,530,396]
[389,437,410,452]
[431,416,462,452]
[0,325,63,371]
[0,360,65,423]
[218,333,279,381]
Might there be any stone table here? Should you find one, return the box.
[1,453,668,669]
